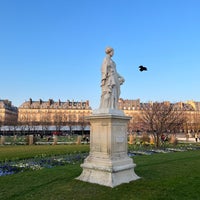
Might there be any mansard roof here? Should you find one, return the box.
[119,98,199,111]
[0,99,18,111]
[19,98,91,110]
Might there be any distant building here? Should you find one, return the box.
[119,98,200,133]
[1,97,200,135]
[0,99,18,126]
[18,98,92,133]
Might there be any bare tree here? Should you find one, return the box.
[66,113,76,135]
[78,113,90,136]
[40,112,51,136]
[8,117,18,136]
[140,102,187,147]
[189,111,200,133]
[29,113,38,133]
[127,113,142,133]
[53,111,63,133]
[18,111,30,135]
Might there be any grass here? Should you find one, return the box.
[0,145,200,200]
[0,145,89,161]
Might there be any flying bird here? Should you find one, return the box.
[139,65,147,72]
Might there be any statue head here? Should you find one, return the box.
[105,47,114,56]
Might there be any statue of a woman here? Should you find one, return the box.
[99,47,124,110]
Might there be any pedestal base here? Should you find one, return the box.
[77,155,140,187]
[76,112,140,187]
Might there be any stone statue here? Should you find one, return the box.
[99,47,124,110]
[78,48,139,186]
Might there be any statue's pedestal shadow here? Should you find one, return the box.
[77,109,140,187]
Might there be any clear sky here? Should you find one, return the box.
[1,0,200,109]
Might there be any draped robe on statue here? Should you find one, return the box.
[100,55,124,109]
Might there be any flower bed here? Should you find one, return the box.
[1,144,200,177]
[0,153,88,176]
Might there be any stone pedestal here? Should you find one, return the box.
[76,136,82,145]
[29,135,34,145]
[0,135,5,145]
[53,135,58,145]
[77,110,140,187]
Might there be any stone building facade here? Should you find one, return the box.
[0,99,18,126]
[1,97,200,134]
[118,98,200,133]
[18,98,92,133]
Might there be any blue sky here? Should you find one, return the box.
[1,0,200,109]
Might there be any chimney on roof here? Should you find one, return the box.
[86,100,89,107]
[39,99,42,104]
[49,99,53,105]
[4,99,11,107]
[29,98,32,105]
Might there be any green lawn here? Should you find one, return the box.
[0,146,200,200]
[0,145,89,161]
